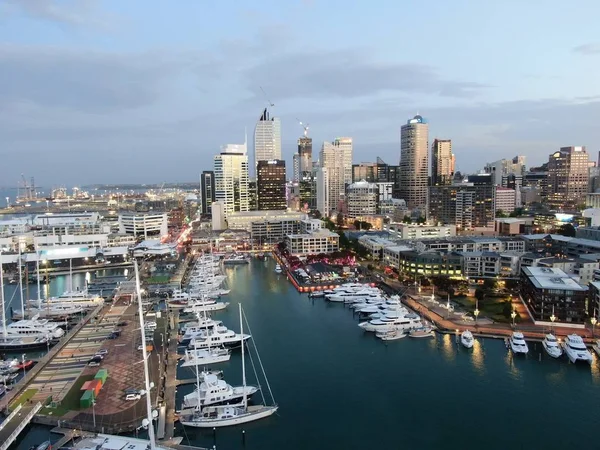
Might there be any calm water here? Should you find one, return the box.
[19,260,600,449]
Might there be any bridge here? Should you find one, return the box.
[0,402,42,450]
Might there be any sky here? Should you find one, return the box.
[1,0,600,187]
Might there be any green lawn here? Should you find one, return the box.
[10,388,38,409]
[40,374,95,417]
[146,276,170,284]
[452,295,516,323]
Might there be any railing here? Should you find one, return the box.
[0,402,42,450]
[0,404,22,434]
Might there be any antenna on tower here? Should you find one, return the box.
[259,86,275,108]
[296,118,310,137]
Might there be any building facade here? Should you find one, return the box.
[547,146,589,210]
[431,139,455,186]
[254,108,282,172]
[118,213,168,238]
[200,170,215,215]
[495,187,516,214]
[214,143,250,216]
[257,160,286,210]
[317,138,353,216]
[346,180,378,218]
[399,115,429,210]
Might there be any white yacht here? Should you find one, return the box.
[358,312,422,333]
[187,326,250,349]
[41,289,103,309]
[180,319,223,344]
[562,334,593,364]
[181,373,258,409]
[326,290,381,303]
[509,332,529,354]
[376,330,407,341]
[542,333,562,358]
[181,318,223,333]
[12,303,86,320]
[460,330,474,349]
[274,264,282,274]
[180,347,231,367]
[1,316,64,340]
[184,301,229,313]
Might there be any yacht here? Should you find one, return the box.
[376,330,407,341]
[274,264,282,274]
[180,320,224,345]
[460,330,474,349]
[181,373,258,409]
[184,301,229,314]
[1,316,64,340]
[41,289,103,309]
[509,332,529,354]
[326,290,381,303]
[542,333,562,358]
[592,339,600,357]
[187,326,250,349]
[358,313,422,333]
[409,326,435,338]
[562,334,593,364]
[12,303,86,320]
[180,347,231,367]
[181,318,223,333]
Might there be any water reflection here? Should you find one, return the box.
[504,347,522,381]
[591,355,600,384]
[470,338,485,375]
[439,333,455,362]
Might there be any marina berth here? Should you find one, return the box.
[508,332,529,355]
[542,333,562,358]
[460,330,474,349]
[562,334,593,364]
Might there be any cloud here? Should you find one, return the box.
[241,48,489,103]
[1,0,110,27]
[573,43,600,55]
[0,44,209,112]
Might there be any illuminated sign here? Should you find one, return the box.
[554,213,574,223]
[40,247,89,257]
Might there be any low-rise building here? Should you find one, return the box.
[387,223,456,240]
[495,217,535,236]
[226,210,307,232]
[285,229,340,256]
[520,266,589,326]
[118,212,168,238]
[382,247,463,277]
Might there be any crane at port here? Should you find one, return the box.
[259,86,275,108]
[296,118,310,137]
[17,174,37,202]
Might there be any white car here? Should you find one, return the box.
[125,393,141,401]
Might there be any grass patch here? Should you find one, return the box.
[40,374,95,417]
[146,276,170,284]
[10,388,38,409]
[452,295,515,323]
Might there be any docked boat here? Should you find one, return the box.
[180,347,231,367]
[562,334,593,364]
[358,312,422,333]
[181,373,258,409]
[508,332,529,354]
[274,264,282,274]
[184,301,229,314]
[593,339,600,357]
[308,291,325,298]
[0,316,64,340]
[376,330,407,341]
[12,303,87,320]
[187,326,250,349]
[223,254,250,265]
[41,289,103,309]
[409,326,435,338]
[542,333,562,358]
[180,304,278,428]
[460,330,474,349]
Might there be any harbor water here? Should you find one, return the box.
[18,260,600,449]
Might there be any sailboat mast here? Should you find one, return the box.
[0,253,7,338]
[17,246,24,316]
[133,259,157,450]
[36,251,41,308]
[69,258,73,292]
[240,303,247,409]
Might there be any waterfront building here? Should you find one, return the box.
[284,228,340,256]
[414,236,526,254]
[200,171,216,215]
[495,187,516,214]
[211,201,227,231]
[387,223,456,240]
[118,212,168,238]
[383,247,463,277]
[225,210,307,232]
[257,160,286,211]
[547,146,589,210]
[214,143,250,216]
[317,138,353,217]
[254,108,282,172]
[251,217,306,245]
[520,266,589,325]
[347,180,378,218]
[399,115,429,210]
[431,139,455,186]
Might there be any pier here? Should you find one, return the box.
[0,402,42,450]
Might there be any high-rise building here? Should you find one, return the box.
[298,137,313,177]
[495,187,516,214]
[317,138,353,216]
[292,154,300,183]
[484,156,526,186]
[254,108,281,172]
[431,139,455,186]
[347,180,378,218]
[200,170,215,215]
[547,146,589,210]
[352,157,402,201]
[257,160,286,210]
[399,115,429,210]
[213,143,249,216]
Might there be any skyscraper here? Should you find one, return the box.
[200,170,215,215]
[213,143,249,216]
[317,138,353,217]
[547,146,589,210]
[257,160,287,210]
[431,139,455,186]
[254,108,281,173]
[399,115,429,210]
[298,136,313,177]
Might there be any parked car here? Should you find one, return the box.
[93,354,105,360]
[96,349,108,356]
[117,321,128,327]
[125,393,141,401]
[137,344,154,352]
[88,361,101,367]
[124,388,140,395]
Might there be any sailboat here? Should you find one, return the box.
[180,304,278,428]
[180,310,231,367]
[0,252,49,351]
[62,259,170,450]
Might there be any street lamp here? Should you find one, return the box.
[5,197,8,208]
[591,313,597,339]
[511,309,517,328]
[550,308,556,334]
[474,300,480,329]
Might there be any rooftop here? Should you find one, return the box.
[522,266,587,291]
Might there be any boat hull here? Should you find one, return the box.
[181,355,231,367]
[180,405,278,428]
[542,341,562,358]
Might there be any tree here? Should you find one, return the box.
[402,215,412,224]
[336,212,345,228]
[502,300,513,319]
[557,223,576,237]
[509,207,525,217]
[504,279,519,291]
[474,288,485,302]
[415,216,426,224]
[353,220,360,230]
[338,231,351,249]
[483,278,497,292]
[312,210,322,219]
[496,209,507,218]
[420,278,431,287]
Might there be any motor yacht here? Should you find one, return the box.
[181,374,258,409]
[180,347,231,367]
[562,334,593,364]
[358,312,422,333]
[542,333,562,358]
[509,332,529,354]
[184,301,229,314]
[181,318,223,333]
[409,326,435,338]
[187,327,250,349]
[41,289,103,309]
[376,330,407,341]
[274,264,282,274]
[0,316,64,340]
[460,330,474,349]
[12,303,87,320]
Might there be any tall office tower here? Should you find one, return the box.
[257,160,287,210]
[431,139,455,186]
[399,115,429,210]
[547,146,589,210]
[292,154,301,183]
[200,170,215,215]
[317,138,353,216]
[346,180,378,218]
[254,108,281,174]
[298,136,313,177]
[484,156,526,186]
[213,143,249,217]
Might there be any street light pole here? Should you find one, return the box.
[511,309,517,329]
[591,310,597,339]
[550,305,556,334]
[474,300,480,331]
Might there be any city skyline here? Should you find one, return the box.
[1,0,600,185]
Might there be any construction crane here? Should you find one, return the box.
[259,86,275,108]
[296,118,310,137]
